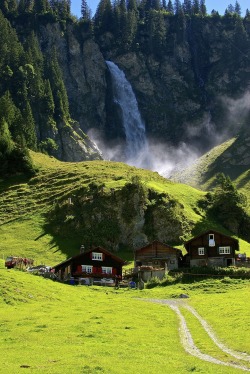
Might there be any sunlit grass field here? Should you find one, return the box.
[1,151,250,373]
[0,259,249,374]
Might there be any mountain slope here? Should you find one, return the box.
[171,131,250,202]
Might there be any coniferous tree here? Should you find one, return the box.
[0,0,18,15]
[144,0,152,12]
[124,7,138,47]
[0,91,17,131]
[148,9,167,56]
[57,0,71,18]
[21,101,37,149]
[81,0,87,15]
[233,16,248,53]
[119,0,128,43]
[235,1,241,16]
[46,52,69,120]
[0,1,8,14]
[211,9,219,16]
[127,0,137,11]
[200,0,206,16]
[167,0,174,13]
[42,80,55,118]
[183,0,192,15]
[17,0,26,13]
[0,118,14,157]
[162,0,167,9]
[227,4,235,14]
[33,0,48,14]
[0,10,23,80]
[174,0,182,14]
[94,0,113,35]
[152,0,161,10]
[192,0,200,14]
[26,0,35,13]
[113,1,121,36]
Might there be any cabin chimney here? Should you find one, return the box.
[80,245,85,254]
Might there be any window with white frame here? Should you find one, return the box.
[219,247,231,255]
[92,252,103,261]
[208,233,215,247]
[102,267,112,274]
[81,265,93,273]
[198,247,205,256]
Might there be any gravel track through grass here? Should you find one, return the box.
[184,304,250,362]
[143,299,250,372]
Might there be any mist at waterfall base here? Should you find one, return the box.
[88,127,200,177]
[88,60,201,177]
[89,62,250,176]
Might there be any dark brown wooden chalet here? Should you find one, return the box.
[184,230,239,267]
[134,241,182,271]
[53,247,125,284]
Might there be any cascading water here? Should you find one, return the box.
[106,61,150,168]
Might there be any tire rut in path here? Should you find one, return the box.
[141,299,250,372]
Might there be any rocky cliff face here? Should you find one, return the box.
[103,16,250,155]
[37,16,250,162]
[39,23,107,134]
[33,22,105,162]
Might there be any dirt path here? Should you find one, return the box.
[141,299,250,372]
[184,304,250,362]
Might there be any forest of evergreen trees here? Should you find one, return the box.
[0,1,73,176]
[0,0,249,176]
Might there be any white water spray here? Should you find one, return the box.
[106,61,150,168]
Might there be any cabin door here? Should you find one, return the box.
[227,259,233,266]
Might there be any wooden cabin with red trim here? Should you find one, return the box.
[53,247,125,285]
[184,230,239,267]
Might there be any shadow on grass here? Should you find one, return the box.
[34,232,47,241]
[0,174,30,193]
[42,222,82,259]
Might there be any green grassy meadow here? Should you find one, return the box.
[1,151,250,373]
[0,259,249,374]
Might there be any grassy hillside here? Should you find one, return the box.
[171,135,250,203]
[0,259,249,373]
[0,151,202,265]
[1,151,250,267]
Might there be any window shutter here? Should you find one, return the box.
[77,265,82,273]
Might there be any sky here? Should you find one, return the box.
[71,1,250,18]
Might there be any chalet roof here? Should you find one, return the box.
[53,246,125,270]
[135,240,180,253]
[184,230,239,250]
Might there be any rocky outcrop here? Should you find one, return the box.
[53,120,102,162]
[47,181,192,252]
[40,23,107,135]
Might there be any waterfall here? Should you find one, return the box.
[106,61,150,168]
